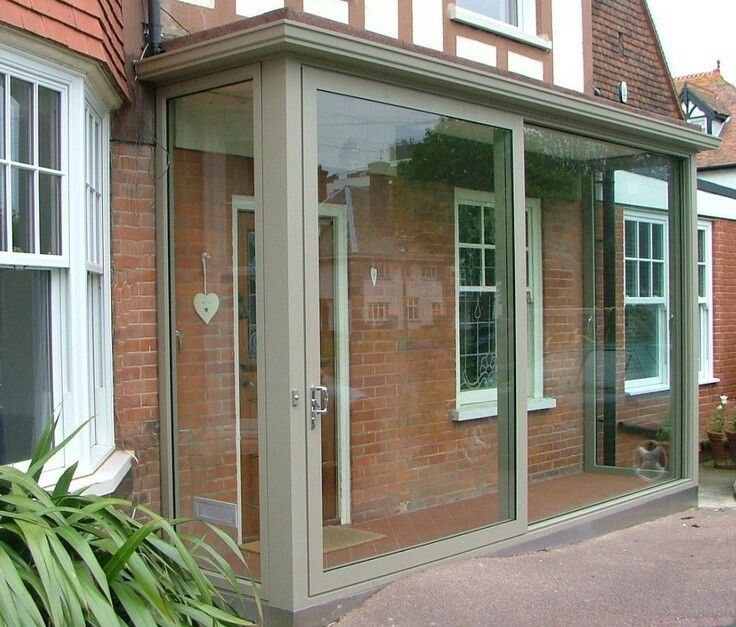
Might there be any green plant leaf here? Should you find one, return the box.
[51,462,79,499]
[55,526,112,603]
[27,417,89,482]
[16,520,64,625]
[186,600,256,625]
[110,581,158,627]
[74,561,120,627]
[0,543,45,627]
[103,520,159,581]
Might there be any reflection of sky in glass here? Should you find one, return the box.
[317,91,442,176]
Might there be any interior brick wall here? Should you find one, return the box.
[343,178,502,523]
[172,148,254,521]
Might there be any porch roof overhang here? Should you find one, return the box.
[135,12,719,156]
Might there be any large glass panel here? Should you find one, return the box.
[524,125,680,522]
[168,82,258,579]
[0,268,51,464]
[317,92,516,569]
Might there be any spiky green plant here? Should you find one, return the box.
[0,419,258,626]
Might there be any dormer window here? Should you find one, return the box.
[689,117,708,133]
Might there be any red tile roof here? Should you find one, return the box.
[674,69,736,168]
[591,0,682,120]
[0,0,128,99]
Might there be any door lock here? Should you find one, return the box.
[309,385,329,429]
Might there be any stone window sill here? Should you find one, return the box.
[452,397,557,421]
[39,450,134,496]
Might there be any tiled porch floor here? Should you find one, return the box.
[323,470,647,568]
[242,470,655,578]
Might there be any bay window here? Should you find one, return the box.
[0,50,114,484]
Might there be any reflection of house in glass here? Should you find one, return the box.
[0,0,718,620]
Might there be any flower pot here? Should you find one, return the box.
[725,430,736,465]
[708,430,729,468]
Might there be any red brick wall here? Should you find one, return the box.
[0,0,127,97]
[698,218,736,438]
[111,140,160,510]
[529,200,585,480]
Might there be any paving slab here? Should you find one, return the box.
[337,507,736,626]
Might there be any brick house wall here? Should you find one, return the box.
[698,218,736,437]
[111,142,161,511]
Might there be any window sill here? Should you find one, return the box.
[624,383,670,397]
[448,4,552,51]
[452,397,557,421]
[699,376,720,386]
[39,450,134,496]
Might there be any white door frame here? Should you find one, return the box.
[319,202,351,524]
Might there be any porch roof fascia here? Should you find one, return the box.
[135,18,719,156]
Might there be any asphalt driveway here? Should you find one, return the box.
[338,469,736,627]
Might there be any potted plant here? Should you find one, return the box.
[654,421,671,468]
[725,412,736,465]
[708,395,729,468]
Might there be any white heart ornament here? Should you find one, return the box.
[193,292,220,324]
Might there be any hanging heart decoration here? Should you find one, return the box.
[193,292,220,324]
[193,251,219,324]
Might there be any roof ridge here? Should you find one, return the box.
[675,68,721,81]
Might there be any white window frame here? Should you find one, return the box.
[697,220,714,383]
[0,46,118,487]
[453,188,550,420]
[623,208,670,395]
[448,0,552,51]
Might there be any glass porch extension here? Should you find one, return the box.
[161,62,696,609]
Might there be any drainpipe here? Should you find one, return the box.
[147,0,162,54]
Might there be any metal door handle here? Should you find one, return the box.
[310,385,329,429]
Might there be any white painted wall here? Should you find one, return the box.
[365,0,399,38]
[700,170,736,189]
[697,188,736,220]
[507,51,544,81]
[614,170,668,210]
[303,0,349,23]
[455,36,497,67]
[235,0,284,17]
[551,0,584,92]
[412,0,444,51]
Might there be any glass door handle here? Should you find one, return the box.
[309,385,329,430]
